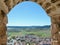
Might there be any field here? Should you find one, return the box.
[7,27,51,38]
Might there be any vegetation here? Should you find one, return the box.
[7,26,51,38]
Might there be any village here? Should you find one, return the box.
[7,34,51,45]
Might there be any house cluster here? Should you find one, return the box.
[7,34,51,45]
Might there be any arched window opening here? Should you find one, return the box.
[7,1,51,45]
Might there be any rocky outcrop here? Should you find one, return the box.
[0,0,60,45]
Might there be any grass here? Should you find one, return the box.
[7,29,51,38]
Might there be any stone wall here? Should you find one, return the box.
[0,0,60,45]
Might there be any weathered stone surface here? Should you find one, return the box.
[0,9,7,45]
[0,0,8,14]
[0,0,60,45]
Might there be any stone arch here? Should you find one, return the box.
[0,0,60,45]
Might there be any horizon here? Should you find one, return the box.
[7,25,50,26]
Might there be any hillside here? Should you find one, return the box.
[7,25,50,32]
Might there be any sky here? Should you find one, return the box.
[7,1,51,26]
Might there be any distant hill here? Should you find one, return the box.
[7,25,50,29]
[7,25,50,32]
